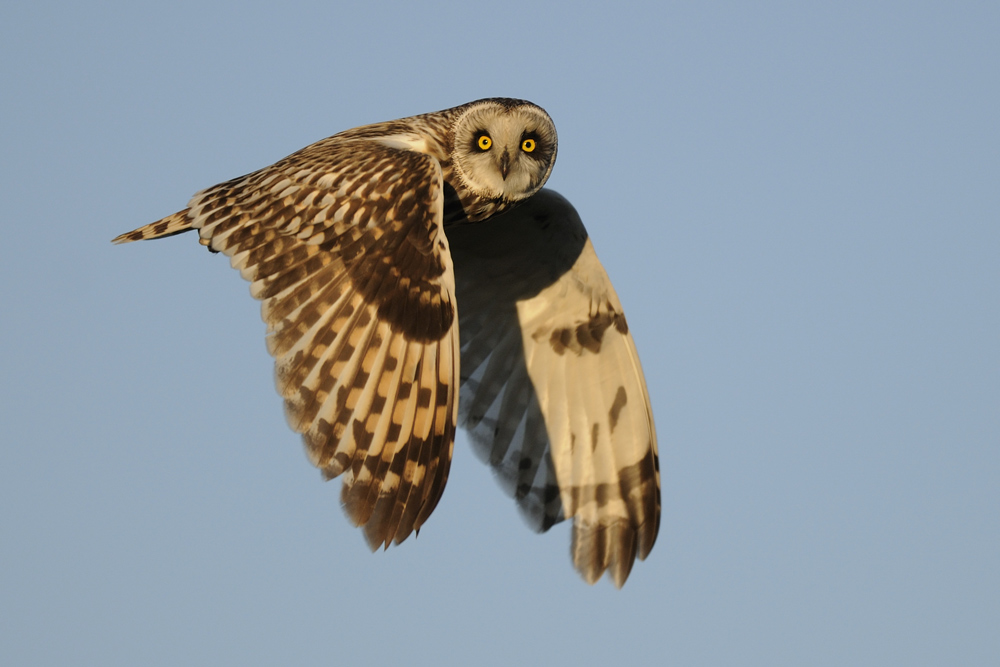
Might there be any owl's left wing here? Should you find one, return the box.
[115,138,459,550]
[449,189,660,588]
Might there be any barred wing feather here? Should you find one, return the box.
[115,138,460,549]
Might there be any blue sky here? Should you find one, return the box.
[2,2,997,664]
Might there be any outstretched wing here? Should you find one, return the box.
[117,138,460,549]
[448,189,660,587]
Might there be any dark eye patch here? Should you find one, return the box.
[471,130,491,152]
[520,130,545,158]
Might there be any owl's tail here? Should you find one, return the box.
[112,209,198,245]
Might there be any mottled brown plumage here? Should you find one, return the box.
[114,99,659,586]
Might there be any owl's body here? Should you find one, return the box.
[115,99,659,587]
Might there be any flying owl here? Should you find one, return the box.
[114,98,660,587]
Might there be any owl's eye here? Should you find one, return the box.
[521,138,536,153]
[477,135,492,151]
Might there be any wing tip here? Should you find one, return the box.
[111,210,194,245]
[571,519,646,588]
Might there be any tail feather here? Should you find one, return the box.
[112,210,196,244]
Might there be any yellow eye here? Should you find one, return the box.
[477,135,492,150]
[521,138,536,153]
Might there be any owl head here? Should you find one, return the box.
[450,98,558,204]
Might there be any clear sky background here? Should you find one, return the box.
[2,2,997,665]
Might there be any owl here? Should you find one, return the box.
[114,98,660,587]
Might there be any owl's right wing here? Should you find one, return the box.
[449,189,660,588]
[117,138,460,550]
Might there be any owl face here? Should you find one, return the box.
[450,99,558,203]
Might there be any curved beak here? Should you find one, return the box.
[499,149,510,181]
